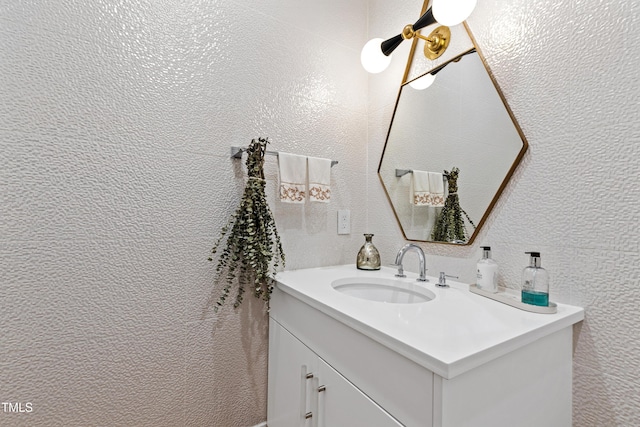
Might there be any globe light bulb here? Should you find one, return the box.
[432,0,477,26]
[361,38,391,73]
[409,73,436,90]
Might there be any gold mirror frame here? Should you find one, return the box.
[377,9,528,245]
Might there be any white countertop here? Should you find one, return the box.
[275,264,584,379]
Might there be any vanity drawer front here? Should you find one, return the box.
[271,288,433,427]
[317,358,404,427]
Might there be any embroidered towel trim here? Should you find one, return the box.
[278,152,307,204]
[410,170,431,206]
[308,156,332,203]
[428,172,445,207]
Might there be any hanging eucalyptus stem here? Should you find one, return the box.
[431,167,476,243]
[208,137,285,311]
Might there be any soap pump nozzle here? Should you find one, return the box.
[526,251,541,267]
[481,246,491,259]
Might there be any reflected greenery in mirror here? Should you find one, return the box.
[378,31,527,244]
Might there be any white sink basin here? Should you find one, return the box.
[331,277,435,304]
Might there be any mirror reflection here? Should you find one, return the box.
[378,48,527,244]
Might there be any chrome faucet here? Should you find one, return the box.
[394,243,427,282]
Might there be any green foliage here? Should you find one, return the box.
[431,167,476,243]
[208,137,285,311]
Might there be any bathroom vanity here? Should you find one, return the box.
[267,265,583,427]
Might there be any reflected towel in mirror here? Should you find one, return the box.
[428,172,445,207]
[410,170,431,205]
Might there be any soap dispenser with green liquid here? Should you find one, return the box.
[521,252,549,306]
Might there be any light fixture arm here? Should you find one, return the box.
[381,8,451,60]
[418,26,451,60]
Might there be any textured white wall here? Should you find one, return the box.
[368,0,640,425]
[0,0,368,425]
[4,0,639,424]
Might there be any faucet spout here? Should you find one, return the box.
[394,243,427,282]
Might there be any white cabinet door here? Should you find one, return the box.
[268,319,318,427]
[269,319,404,427]
[316,359,404,427]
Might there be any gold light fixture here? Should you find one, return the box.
[402,24,451,60]
[361,0,477,73]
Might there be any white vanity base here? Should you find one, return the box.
[268,286,574,427]
[433,326,572,426]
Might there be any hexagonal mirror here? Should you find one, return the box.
[378,18,527,244]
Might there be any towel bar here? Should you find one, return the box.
[231,146,338,167]
[396,169,447,179]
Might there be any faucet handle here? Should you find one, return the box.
[389,263,407,278]
[391,263,406,278]
[437,272,458,288]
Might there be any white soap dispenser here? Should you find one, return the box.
[476,246,498,293]
[521,252,549,306]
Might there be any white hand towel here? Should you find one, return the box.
[428,172,445,207]
[308,156,332,203]
[278,152,307,204]
[410,170,431,206]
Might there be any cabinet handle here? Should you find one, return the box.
[305,412,313,419]
[318,385,326,393]
[300,366,313,423]
[310,376,320,427]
